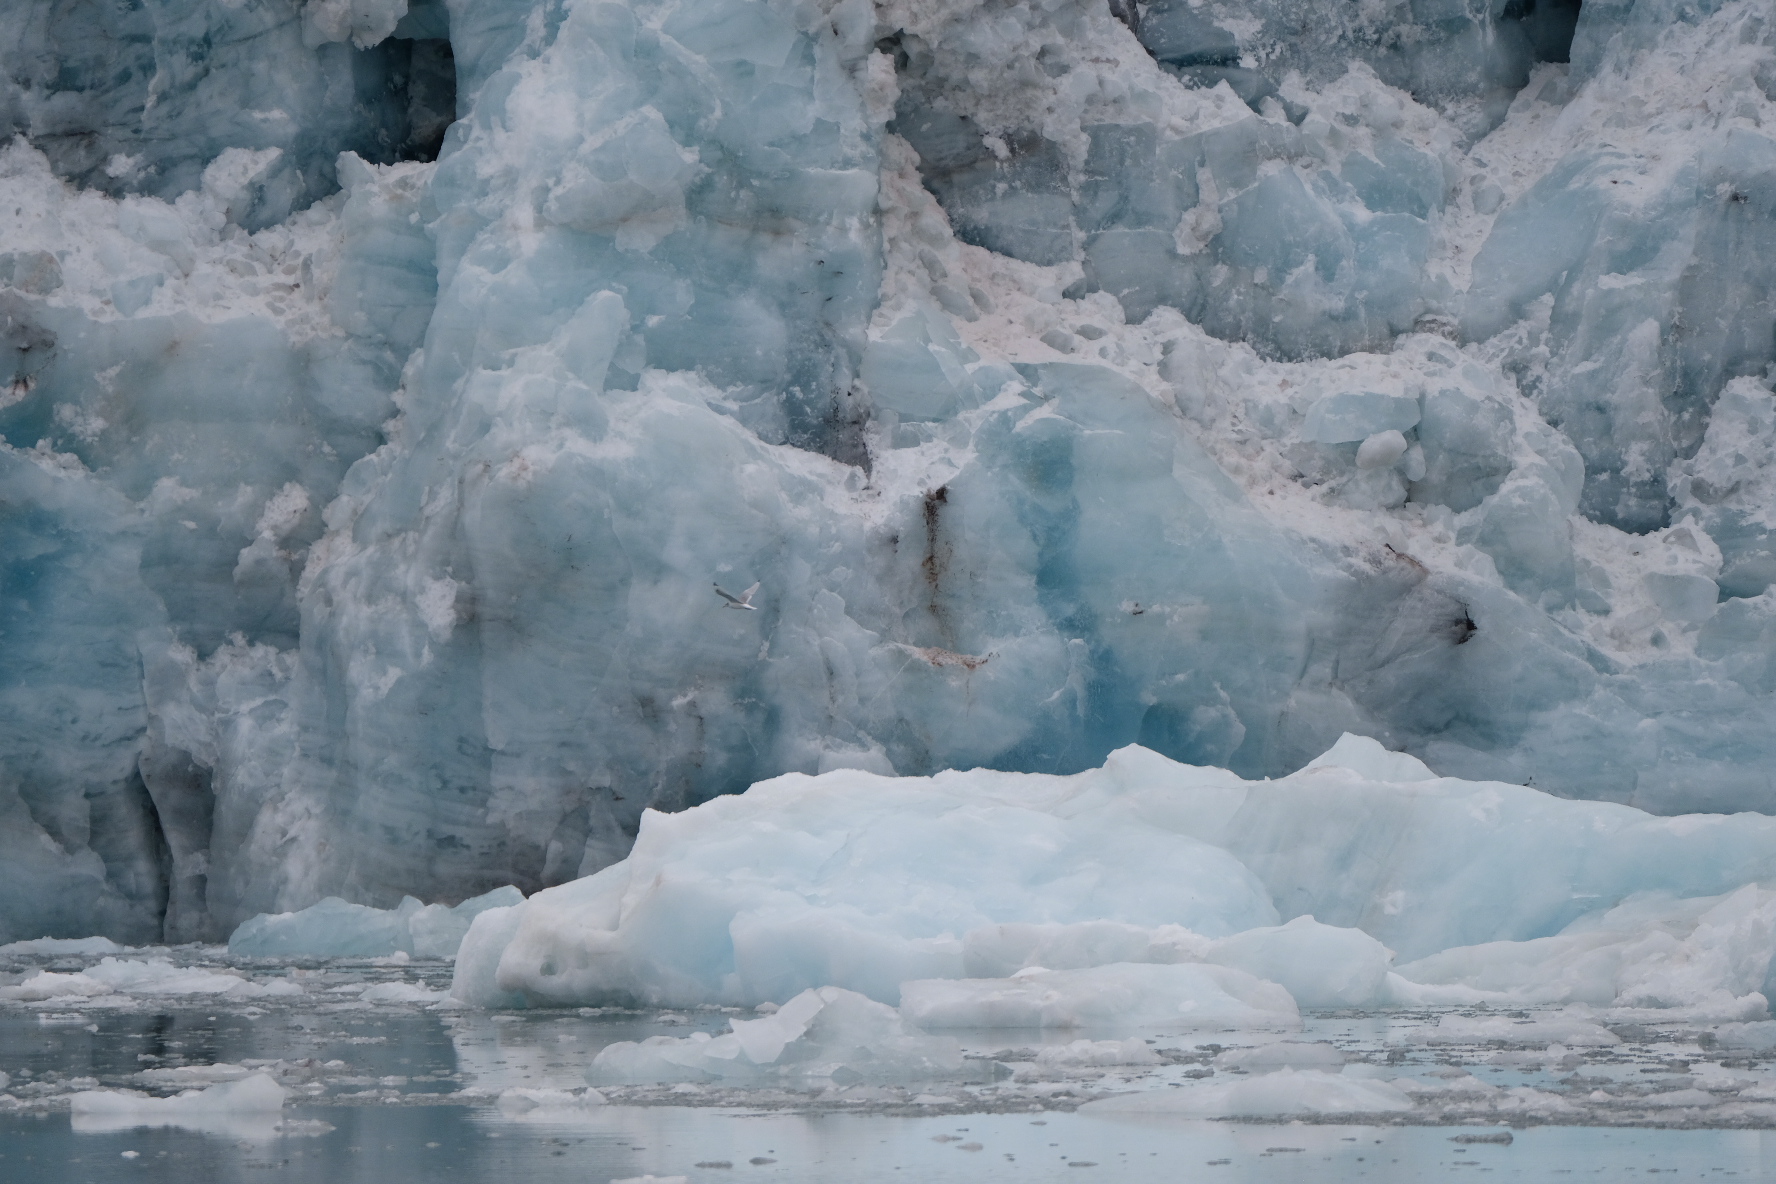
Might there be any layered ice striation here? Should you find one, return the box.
[3,0,1776,946]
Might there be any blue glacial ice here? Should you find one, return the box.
[2,0,1776,973]
[226,884,523,958]
[442,737,1776,1024]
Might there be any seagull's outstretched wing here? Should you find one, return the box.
[714,582,760,609]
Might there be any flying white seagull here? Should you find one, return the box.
[714,581,760,610]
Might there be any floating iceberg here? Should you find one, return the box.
[453,736,1776,1019]
[227,886,525,958]
[0,957,301,1003]
[453,747,1281,1008]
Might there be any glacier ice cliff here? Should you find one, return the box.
[4,0,1776,943]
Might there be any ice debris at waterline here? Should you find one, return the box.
[0,943,455,1010]
[7,0,1776,948]
[0,955,306,1003]
[227,886,524,958]
[446,737,1776,1021]
[588,986,968,1085]
[11,932,1776,1127]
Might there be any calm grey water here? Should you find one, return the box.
[6,952,1776,1183]
[10,1105,1776,1183]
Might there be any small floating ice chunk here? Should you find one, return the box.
[229,897,420,958]
[1083,1068,1413,1117]
[70,1074,286,1135]
[1714,1021,1776,1051]
[1032,1038,1160,1067]
[136,1064,253,1087]
[898,963,1299,1030]
[496,1087,607,1113]
[0,936,127,957]
[0,958,292,1002]
[1425,1011,1621,1047]
[588,986,963,1085]
[358,981,448,1005]
[1214,1041,1346,1071]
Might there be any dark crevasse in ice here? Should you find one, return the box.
[0,0,459,229]
[2,0,1776,945]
